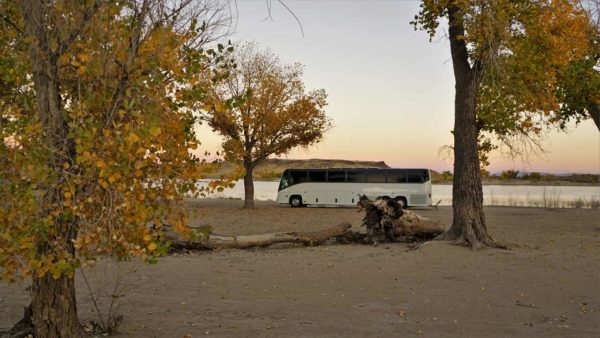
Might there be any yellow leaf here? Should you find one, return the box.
[64,191,72,199]
[143,234,152,242]
[96,160,106,169]
[149,127,161,137]
[127,133,140,144]
[78,53,89,62]
[147,243,157,252]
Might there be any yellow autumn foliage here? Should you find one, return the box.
[0,0,232,281]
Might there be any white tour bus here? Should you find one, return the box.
[276,168,432,208]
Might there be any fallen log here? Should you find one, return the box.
[162,196,446,250]
[164,222,354,250]
[392,210,447,241]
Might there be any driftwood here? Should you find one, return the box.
[163,195,446,250]
[164,222,354,250]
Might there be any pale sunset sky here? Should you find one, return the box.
[195,0,600,174]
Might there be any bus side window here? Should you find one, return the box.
[407,172,423,183]
[327,170,346,182]
[422,170,430,182]
[347,170,366,183]
[366,169,386,183]
[308,170,326,182]
[290,170,308,185]
[388,170,407,183]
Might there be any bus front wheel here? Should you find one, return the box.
[290,195,303,208]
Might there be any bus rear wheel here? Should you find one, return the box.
[290,195,303,208]
[395,196,408,209]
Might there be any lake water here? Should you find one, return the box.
[198,180,600,208]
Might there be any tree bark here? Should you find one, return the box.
[589,103,600,131]
[437,4,503,249]
[243,160,255,208]
[30,274,84,338]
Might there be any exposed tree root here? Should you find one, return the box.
[436,224,508,250]
[7,303,33,338]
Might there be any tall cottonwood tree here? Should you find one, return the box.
[201,43,330,208]
[0,0,230,336]
[413,0,590,248]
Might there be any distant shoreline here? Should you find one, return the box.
[432,180,600,187]
[247,178,599,187]
[210,158,599,186]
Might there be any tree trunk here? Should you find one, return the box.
[589,103,600,131]
[243,160,255,208]
[19,1,84,336]
[30,274,84,338]
[437,4,503,249]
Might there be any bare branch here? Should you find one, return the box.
[277,0,304,38]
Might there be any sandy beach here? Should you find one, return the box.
[1,200,599,337]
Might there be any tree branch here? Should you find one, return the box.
[1,13,23,34]
[105,0,149,127]
[54,1,101,57]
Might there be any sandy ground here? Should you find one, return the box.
[1,200,599,337]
